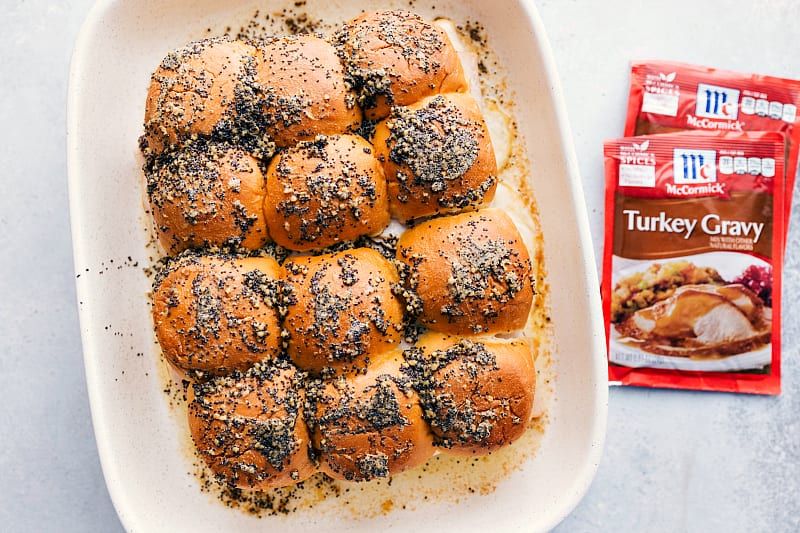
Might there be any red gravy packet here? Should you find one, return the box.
[602,131,785,394]
[624,60,800,242]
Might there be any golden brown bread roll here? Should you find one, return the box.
[334,10,468,120]
[282,248,405,375]
[188,361,317,489]
[144,9,543,490]
[255,35,362,148]
[147,141,270,254]
[372,93,497,222]
[310,350,434,481]
[264,134,390,251]
[140,37,272,159]
[395,209,533,334]
[403,333,536,455]
[152,254,282,376]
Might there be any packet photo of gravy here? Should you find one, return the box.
[602,131,785,394]
[623,60,800,243]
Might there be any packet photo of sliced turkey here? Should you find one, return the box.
[602,131,785,394]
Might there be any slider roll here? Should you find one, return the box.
[334,9,468,120]
[396,209,534,334]
[264,134,390,251]
[282,248,405,376]
[152,255,283,376]
[373,92,497,222]
[147,141,270,255]
[188,361,317,489]
[310,351,435,481]
[141,37,273,160]
[403,333,536,456]
[255,35,362,148]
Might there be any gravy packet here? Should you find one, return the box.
[624,60,800,240]
[602,131,785,394]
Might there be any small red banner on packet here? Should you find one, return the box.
[602,131,784,394]
[624,60,800,239]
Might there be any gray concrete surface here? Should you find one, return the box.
[1,0,797,531]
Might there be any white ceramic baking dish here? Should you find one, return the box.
[67,1,607,531]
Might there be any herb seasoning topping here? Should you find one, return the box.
[147,141,269,254]
[403,338,528,451]
[188,361,315,488]
[388,96,479,190]
[333,10,465,117]
[266,135,390,251]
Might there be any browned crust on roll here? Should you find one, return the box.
[310,350,434,481]
[152,254,282,376]
[188,361,317,489]
[147,141,270,254]
[254,35,362,148]
[403,333,536,455]
[373,92,497,222]
[264,134,390,251]
[140,37,274,160]
[282,248,405,375]
[334,9,467,120]
[396,209,533,334]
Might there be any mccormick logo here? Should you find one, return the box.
[695,83,740,119]
[673,148,717,184]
